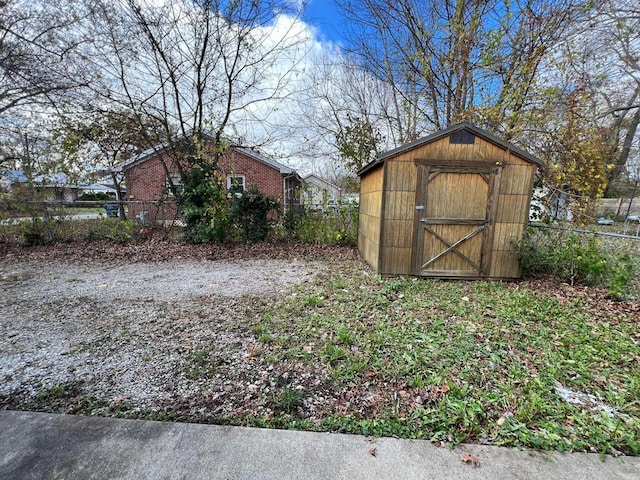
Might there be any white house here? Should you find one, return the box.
[303,174,341,207]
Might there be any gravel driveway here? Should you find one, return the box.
[1,256,318,413]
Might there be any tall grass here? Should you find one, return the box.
[288,206,358,246]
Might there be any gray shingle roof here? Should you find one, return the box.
[115,134,296,176]
[358,122,541,177]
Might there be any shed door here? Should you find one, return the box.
[414,166,498,278]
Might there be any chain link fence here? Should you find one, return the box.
[0,198,360,246]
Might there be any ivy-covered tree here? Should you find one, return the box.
[174,139,229,243]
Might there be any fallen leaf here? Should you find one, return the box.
[461,454,480,467]
[369,447,377,457]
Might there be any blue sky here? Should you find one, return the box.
[302,1,345,43]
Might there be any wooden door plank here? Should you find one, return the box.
[421,224,485,271]
[421,218,487,225]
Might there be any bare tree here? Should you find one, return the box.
[77,0,307,240]
[0,1,94,171]
[57,108,164,217]
[83,0,306,148]
[0,0,90,118]
[588,0,640,192]
[339,0,580,138]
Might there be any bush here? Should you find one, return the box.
[18,218,49,246]
[229,186,279,242]
[78,193,114,202]
[16,216,76,246]
[85,218,137,243]
[518,227,634,299]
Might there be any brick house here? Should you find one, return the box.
[117,141,302,223]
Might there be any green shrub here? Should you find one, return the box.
[78,193,114,202]
[229,186,279,242]
[85,218,137,243]
[518,228,634,298]
[18,218,49,246]
[16,216,77,246]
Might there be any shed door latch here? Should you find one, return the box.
[415,205,424,210]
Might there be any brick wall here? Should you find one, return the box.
[218,150,284,202]
[124,150,179,222]
[123,147,286,223]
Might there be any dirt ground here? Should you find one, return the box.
[0,241,354,418]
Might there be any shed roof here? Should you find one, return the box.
[358,122,541,176]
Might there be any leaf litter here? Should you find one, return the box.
[1,241,639,456]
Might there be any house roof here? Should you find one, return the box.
[358,122,542,177]
[80,183,118,194]
[1,170,77,187]
[1,170,27,183]
[232,146,295,175]
[116,135,297,176]
[303,174,340,191]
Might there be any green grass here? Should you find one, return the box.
[185,349,221,379]
[245,262,640,455]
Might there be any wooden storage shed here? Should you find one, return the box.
[358,122,540,279]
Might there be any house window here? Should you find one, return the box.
[227,174,245,196]
[165,173,183,196]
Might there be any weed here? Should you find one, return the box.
[336,325,355,346]
[258,333,273,343]
[37,383,75,400]
[85,218,137,243]
[304,293,325,308]
[270,387,304,414]
[287,207,358,246]
[186,349,220,379]
[251,324,267,336]
[323,343,346,365]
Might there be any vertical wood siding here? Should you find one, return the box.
[358,164,384,270]
[491,156,535,278]
[364,130,536,279]
[380,155,417,274]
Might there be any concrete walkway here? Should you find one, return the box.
[1,410,638,480]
